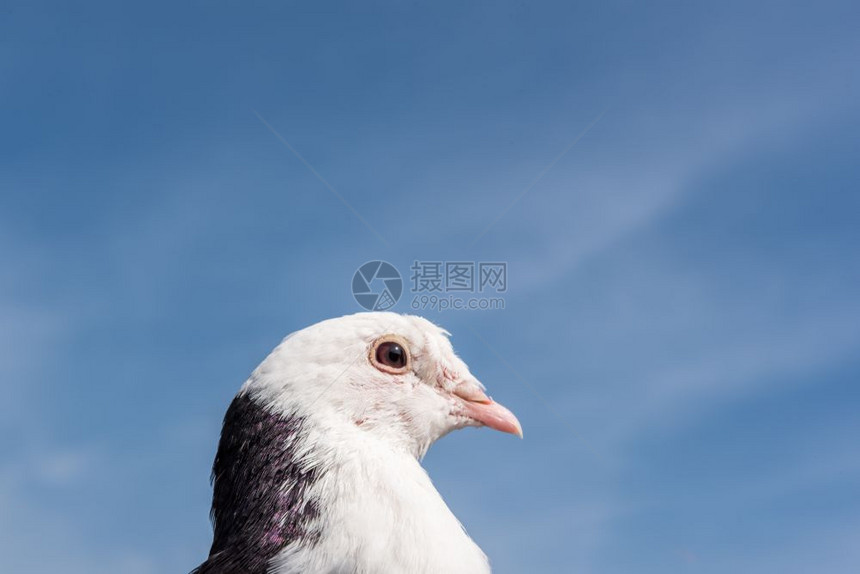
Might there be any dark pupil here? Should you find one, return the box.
[377,342,405,367]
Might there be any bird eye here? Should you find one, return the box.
[370,337,410,373]
[377,342,405,368]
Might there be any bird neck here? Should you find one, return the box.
[281,423,490,574]
[196,393,324,574]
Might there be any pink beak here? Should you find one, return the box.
[453,381,523,438]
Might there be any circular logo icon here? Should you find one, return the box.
[352,261,403,311]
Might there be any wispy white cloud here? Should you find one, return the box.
[509,83,851,293]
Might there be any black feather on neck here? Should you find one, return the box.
[191,392,322,574]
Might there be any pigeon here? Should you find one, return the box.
[192,312,522,574]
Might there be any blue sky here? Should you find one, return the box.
[2,1,859,572]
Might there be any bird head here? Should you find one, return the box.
[243,312,522,458]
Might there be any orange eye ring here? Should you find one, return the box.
[369,335,411,374]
